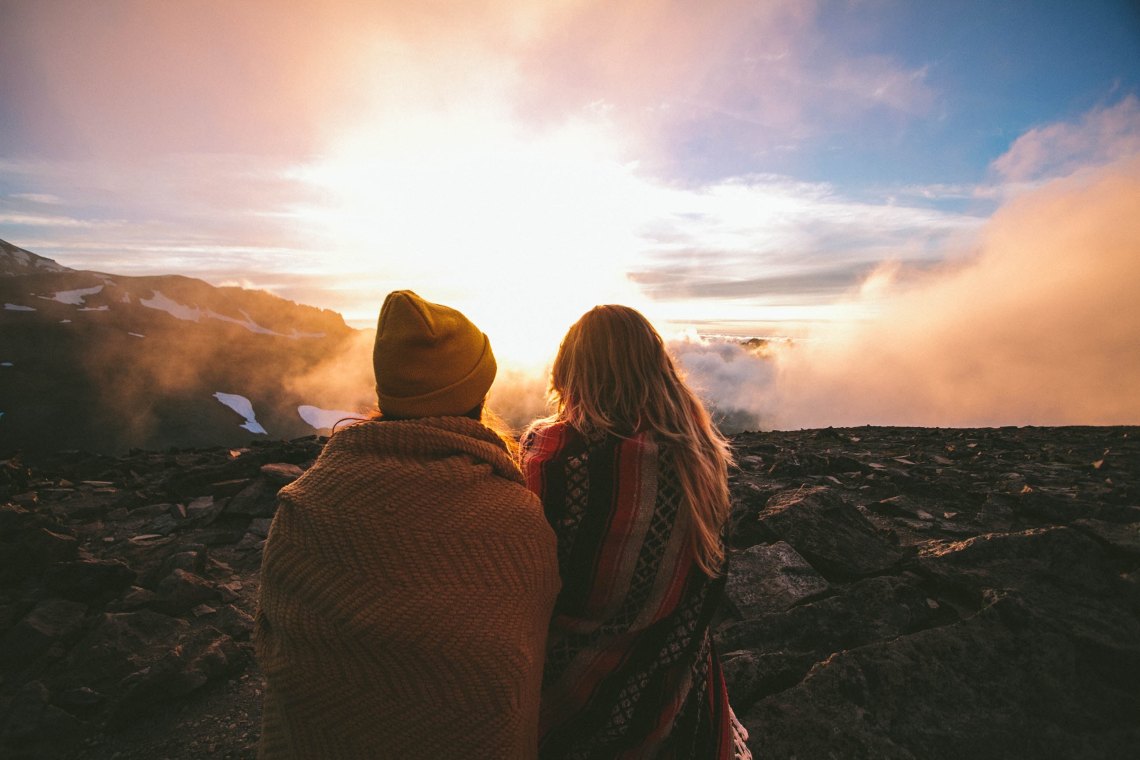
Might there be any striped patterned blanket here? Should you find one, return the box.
[521,422,735,759]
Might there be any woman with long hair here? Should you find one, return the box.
[521,305,749,759]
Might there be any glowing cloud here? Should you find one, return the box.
[766,155,1140,427]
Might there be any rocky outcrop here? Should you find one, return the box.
[0,437,322,758]
[720,426,1140,759]
[0,426,1137,759]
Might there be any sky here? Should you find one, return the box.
[2,1,1139,425]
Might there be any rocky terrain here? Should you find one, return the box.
[1,425,1137,759]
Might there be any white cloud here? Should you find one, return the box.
[993,95,1140,182]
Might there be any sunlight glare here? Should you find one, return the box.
[287,111,655,368]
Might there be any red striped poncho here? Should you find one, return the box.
[521,421,733,759]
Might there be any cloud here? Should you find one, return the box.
[628,175,984,315]
[7,193,62,205]
[765,153,1140,427]
[0,212,101,228]
[671,337,779,432]
[993,95,1140,182]
[514,1,937,172]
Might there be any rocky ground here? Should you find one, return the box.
[1,426,1138,759]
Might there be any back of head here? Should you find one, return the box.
[373,290,497,418]
[549,304,734,577]
[551,304,687,436]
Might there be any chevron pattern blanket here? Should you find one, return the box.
[255,417,561,759]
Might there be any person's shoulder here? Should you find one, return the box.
[520,418,568,450]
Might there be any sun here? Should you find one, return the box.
[286,110,654,369]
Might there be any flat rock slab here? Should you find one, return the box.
[759,486,904,579]
[725,541,829,618]
[1072,518,1140,556]
[742,596,1140,760]
[718,574,939,659]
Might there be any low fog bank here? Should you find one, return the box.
[769,157,1140,429]
[491,157,1140,434]
[283,330,778,435]
[289,156,1140,435]
[486,340,780,435]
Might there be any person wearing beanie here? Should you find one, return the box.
[255,291,561,759]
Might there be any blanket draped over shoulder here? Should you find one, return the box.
[521,422,733,760]
[256,417,561,760]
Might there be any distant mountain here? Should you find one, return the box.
[0,239,373,455]
[0,239,72,276]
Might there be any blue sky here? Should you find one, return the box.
[1,0,1138,359]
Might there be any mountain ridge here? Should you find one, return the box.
[0,239,372,456]
[0,239,72,277]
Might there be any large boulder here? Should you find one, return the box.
[758,486,904,579]
[725,541,829,618]
[742,597,1140,760]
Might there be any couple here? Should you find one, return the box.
[255,291,749,759]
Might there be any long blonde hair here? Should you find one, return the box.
[547,305,734,576]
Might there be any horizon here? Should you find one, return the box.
[2,1,1139,426]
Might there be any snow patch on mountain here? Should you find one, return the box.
[4,303,36,311]
[140,290,201,321]
[298,405,363,431]
[212,392,268,435]
[139,290,322,338]
[42,285,104,305]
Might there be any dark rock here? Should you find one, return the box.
[759,486,905,579]
[0,599,88,665]
[185,494,225,525]
[42,559,135,603]
[60,611,189,691]
[55,686,105,714]
[1072,518,1140,556]
[913,527,1118,604]
[720,649,817,709]
[725,541,829,618]
[1014,486,1087,523]
[210,478,252,498]
[718,575,942,666]
[195,525,252,545]
[259,462,304,486]
[153,569,222,615]
[139,545,209,588]
[0,505,79,585]
[742,597,1140,760]
[163,461,261,500]
[145,512,180,535]
[212,604,255,640]
[105,586,157,612]
[247,517,273,538]
[111,627,244,724]
[1,680,50,741]
[224,478,279,517]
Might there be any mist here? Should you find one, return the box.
[292,144,1140,437]
[763,156,1140,428]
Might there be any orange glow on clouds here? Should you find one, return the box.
[769,156,1140,427]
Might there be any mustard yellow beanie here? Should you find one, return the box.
[372,290,497,418]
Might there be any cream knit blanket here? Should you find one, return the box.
[255,417,560,759]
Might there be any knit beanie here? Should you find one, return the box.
[372,290,497,418]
